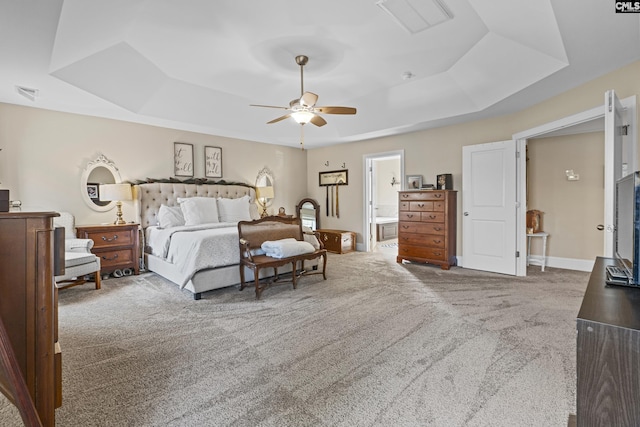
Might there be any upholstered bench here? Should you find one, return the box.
[238,216,327,299]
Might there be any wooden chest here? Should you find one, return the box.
[316,229,356,254]
[397,190,457,269]
[76,223,140,275]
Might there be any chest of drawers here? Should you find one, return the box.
[316,229,356,254]
[76,223,140,276]
[397,190,457,270]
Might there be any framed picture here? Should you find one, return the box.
[86,183,99,200]
[319,169,348,186]
[406,175,423,189]
[174,142,194,177]
[205,146,222,178]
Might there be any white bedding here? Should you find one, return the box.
[146,223,240,288]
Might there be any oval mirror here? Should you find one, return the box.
[255,167,274,217]
[80,154,122,212]
[296,198,320,230]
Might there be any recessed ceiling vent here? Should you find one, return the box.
[16,86,39,101]
[376,0,453,34]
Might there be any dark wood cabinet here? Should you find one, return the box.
[0,211,62,426]
[316,229,356,254]
[76,223,140,275]
[576,257,640,426]
[397,190,457,269]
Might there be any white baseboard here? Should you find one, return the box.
[529,255,595,272]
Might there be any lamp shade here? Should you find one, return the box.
[99,183,132,202]
[256,186,274,199]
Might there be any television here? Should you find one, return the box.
[609,171,640,286]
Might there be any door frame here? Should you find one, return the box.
[362,150,404,252]
[512,95,637,276]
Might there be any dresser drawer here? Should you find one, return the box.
[399,201,410,211]
[83,229,135,249]
[399,191,446,201]
[399,222,446,235]
[97,248,135,269]
[421,212,444,222]
[399,211,421,222]
[398,244,447,261]
[399,234,445,248]
[409,201,434,211]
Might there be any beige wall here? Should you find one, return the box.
[375,158,400,214]
[527,132,604,260]
[0,105,307,225]
[306,60,640,259]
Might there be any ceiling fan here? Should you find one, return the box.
[250,55,357,149]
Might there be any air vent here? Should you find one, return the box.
[16,86,38,101]
[376,0,453,34]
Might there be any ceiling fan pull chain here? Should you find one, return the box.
[300,124,305,150]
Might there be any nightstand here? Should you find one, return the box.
[76,223,140,276]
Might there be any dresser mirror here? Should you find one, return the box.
[80,154,121,212]
[296,198,320,230]
[255,167,274,216]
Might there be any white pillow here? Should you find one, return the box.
[157,204,185,229]
[177,197,219,225]
[217,195,252,223]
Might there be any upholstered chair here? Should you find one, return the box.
[53,212,101,290]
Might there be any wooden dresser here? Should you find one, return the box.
[0,211,62,426]
[316,229,356,254]
[76,223,140,276]
[397,190,457,269]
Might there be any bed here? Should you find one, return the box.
[135,181,289,300]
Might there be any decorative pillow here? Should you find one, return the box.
[177,197,219,225]
[157,204,185,229]
[217,195,252,223]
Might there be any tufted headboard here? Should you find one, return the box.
[134,182,256,229]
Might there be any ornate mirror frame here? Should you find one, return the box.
[296,198,320,230]
[255,166,275,209]
[80,154,122,212]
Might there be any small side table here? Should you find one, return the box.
[316,229,356,254]
[526,232,549,271]
[76,223,140,276]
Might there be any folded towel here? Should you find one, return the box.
[261,239,316,259]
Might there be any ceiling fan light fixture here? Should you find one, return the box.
[291,111,314,124]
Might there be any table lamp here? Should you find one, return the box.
[100,183,133,224]
[256,186,274,217]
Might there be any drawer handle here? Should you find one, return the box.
[402,194,410,198]
[434,194,442,198]
[402,225,410,229]
[434,252,441,256]
[429,215,436,219]
[102,235,118,242]
[102,254,119,261]
[434,227,442,231]
[417,203,424,208]
[407,214,414,218]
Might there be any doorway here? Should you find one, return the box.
[363,151,404,252]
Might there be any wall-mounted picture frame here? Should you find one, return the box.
[319,169,348,186]
[204,146,223,178]
[406,175,423,189]
[174,142,194,177]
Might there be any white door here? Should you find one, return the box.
[603,90,624,256]
[462,140,517,274]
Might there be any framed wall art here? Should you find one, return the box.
[319,169,348,186]
[205,146,222,178]
[174,142,194,177]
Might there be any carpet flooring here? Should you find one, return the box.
[0,251,589,426]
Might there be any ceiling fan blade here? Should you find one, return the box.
[267,114,292,124]
[250,104,290,110]
[300,92,318,107]
[315,106,357,114]
[310,114,327,127]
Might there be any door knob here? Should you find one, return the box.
[596,224,604,231]
[463,212,469,216]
